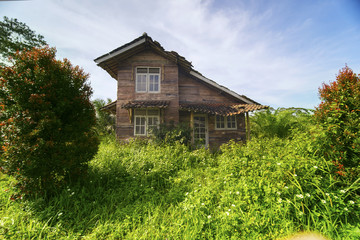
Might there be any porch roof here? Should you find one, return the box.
[179,102,268,116]
[122,100,170,109]
[101,100,268,115]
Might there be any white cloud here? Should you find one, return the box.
[1,0,359,108]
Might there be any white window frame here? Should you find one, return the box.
[215,115,237,130]
[193,114,209,148]
[134,109,160,136]
[135,67,161,93]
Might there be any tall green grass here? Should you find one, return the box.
[1,134,359,239]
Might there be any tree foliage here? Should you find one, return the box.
[315,66,360,173]
[0,47,99,196]
[92,98,116,136]
[250,108,313,139]
[0,16,47,66]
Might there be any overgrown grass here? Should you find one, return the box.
[1,134,359,239]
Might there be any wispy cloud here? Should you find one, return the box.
[1,0,359,108]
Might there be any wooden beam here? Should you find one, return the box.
[128,109,133,123]
[246,112,250,142]
[190,111,194,145]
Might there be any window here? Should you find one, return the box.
[134,109,160,136]
[136,67,160,93]
[193,114,208,147]
[215,115,237,130]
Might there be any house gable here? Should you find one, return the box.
[95,33,269,146]
[94,33,192,80]
[178,70,244,104]
[116,48,180,131]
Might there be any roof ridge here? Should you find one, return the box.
[94,34,264,106]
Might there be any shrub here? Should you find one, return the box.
[151,122,192,146]
[0,47,99,196]
[314,66,360,176]
[251,108,313,139]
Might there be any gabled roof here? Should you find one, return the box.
[94,33,262,105]
[94,33,193,80]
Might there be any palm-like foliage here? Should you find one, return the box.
[92,98,116,136]
[250,108,313,138]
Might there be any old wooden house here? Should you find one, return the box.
[95,33,267,148]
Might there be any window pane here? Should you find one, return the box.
[147,109,159,115]
[134,109,146,115]
[149,75,159,92]
[137,68,148,73]
[216,115,225,129]
[149,68,160,73]
[135,126,140,134]
[147,116,159,135]
[135,116,146,135]
[148,116,159,127]
[136,74,147,92]
[140,126,145,135]
[227,116,236,129]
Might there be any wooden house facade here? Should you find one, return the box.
[95,33,267,148]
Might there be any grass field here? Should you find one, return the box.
[1,134,359,239]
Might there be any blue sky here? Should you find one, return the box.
[1,0,360,109]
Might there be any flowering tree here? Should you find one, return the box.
[0,47,99,196]
[315,66,360,175]
[0,16,47,66]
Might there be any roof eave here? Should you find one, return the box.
[94,38,147,64]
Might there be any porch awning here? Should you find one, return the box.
[179,102,268,116]
[122,100,170,109]
[100,100,116,113]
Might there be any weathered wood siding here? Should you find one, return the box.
[114,49,248,146]
[116,49,179,140]
[178,70,241,103]
[178,70,247,148]
[207,113,246,149]
[179,111,246,149]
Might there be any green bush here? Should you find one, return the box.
[151,122,192,146]
[0,135,359,239]
[251,107,313,139]
[0,47,99,196]
[315,66,360,177]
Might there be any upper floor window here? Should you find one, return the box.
[136,67,160,93]
[215,115,237,130]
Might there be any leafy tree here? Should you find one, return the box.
[92,98,116,136]
[0,47,99,196]
[251,108,313,139]
[315,66,360,174]
[0,16,47,66]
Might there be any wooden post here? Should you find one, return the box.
[246,112,250,142]
[128,109,133,123]
[190,111,194,145]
